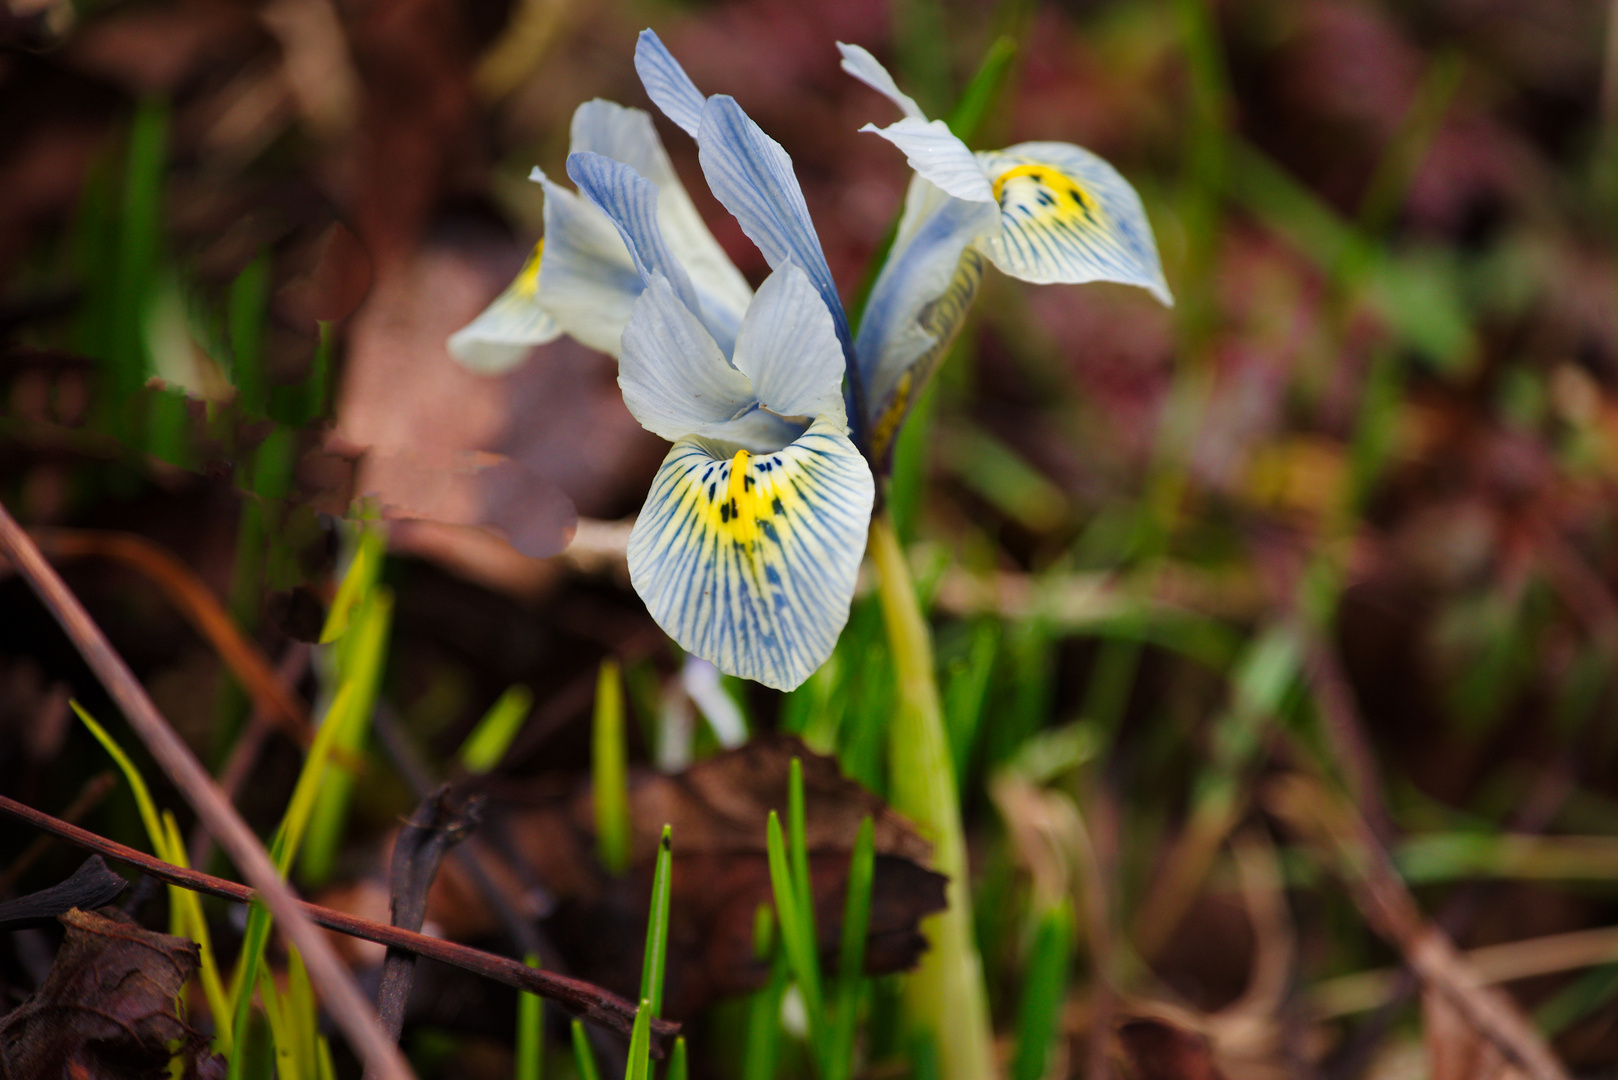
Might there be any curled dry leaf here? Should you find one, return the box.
[0,907,223,1080]
[400,735,947,1016]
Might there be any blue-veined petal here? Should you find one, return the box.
[627,416,874,691]
[447,241,563,372]
[571,98,752,337]
[618,274,756,443]
[859,117,994,204]
[696,95,854,357]
[836,43,925,120]
[567,151,703,314]
[975,142,1172,304]
[528,169,644,356]
[731,263,846,425]
[635,29,705,139]
[855,176,997,460]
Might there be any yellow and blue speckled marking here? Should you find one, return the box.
[975,145,1172,303]
[627,417,874,691]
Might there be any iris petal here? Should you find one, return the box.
[975,142,1172,304]
[836,43,925,120]
[731,263,847,425]
[627,416,874,691]
[447,241,563,372]
[635,29,706,139]
[618,275,757,443]
[527,170,644,357]
[859,118,995,205]
[571,99,753,335]
[567,151,703,314]
[696,96,854,358]
[856,177,997,461]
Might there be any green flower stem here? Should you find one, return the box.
[869,511,997,1080]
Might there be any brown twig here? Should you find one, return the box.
[0,502,415,1080]
[0,791,678,1049]
[26,527,316,749]
[1266,772,1570,1080]
[0,771,117,894]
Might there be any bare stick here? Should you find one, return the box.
[0,792,678,1048]
[1267,773,1570,1080]
[0,502,415,1080]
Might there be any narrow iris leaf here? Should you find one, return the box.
[458,684,534,775]
[517,954,544,1080]
[571,1019,601,1080]
[1011,902,1074,1080]
[640,825,674,1017]
[593,659,631,875]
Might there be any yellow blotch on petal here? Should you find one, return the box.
[991,164,1103,229]
[514,240,545,298]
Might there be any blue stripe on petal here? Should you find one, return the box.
[635,29,706,138]
[695,96,856,369]
[567,151,703,314]
[628,417,874,691]
[528,172,644,357]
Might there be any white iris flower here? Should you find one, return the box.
[839,43,1173,462]
[448,32,1171,692]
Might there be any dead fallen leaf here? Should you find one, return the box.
[377,736,947,1016]
[1116,1016,1229,1080]
[0,907,222,1079]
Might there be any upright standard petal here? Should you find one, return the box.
[571,98,752,337]
[696,96,855,359]
[859,117,995,204]
[635,29,706,139]
[836,43,925,120]
[730,263,847,425]
[618,275,756,443]
[628,416,874,691]
[528,170,644,356]
[975,142,1173,304]
[447,241,563,372]
[567,151,703,313]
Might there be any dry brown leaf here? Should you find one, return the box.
[0,908,222,1079]
[401,735,947,1016]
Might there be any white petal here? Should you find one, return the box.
[855,176,997,460]
[617,274,757,442]
[696,96,854,357]
[731,263,846,425]
[447,241,563,373]
[567,151,702,312]
[975,142,1173,304]
[570,99,753,337]
[529,170,644,356]
[635,29,705,139]
[628,417,874,691]
[836,42,925,120]
[860,117,994,204]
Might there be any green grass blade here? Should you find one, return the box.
[623,999,652,1080]
[571,1019,601,1080]
[668,1037,687,1080]
[1011,902,1073,1080]
[766,809,826,1055]
[639,825,673,1017]
[943,35,1017,145]
[300,587,393,885]
[827,816,876,1080]
[742,955,789,1080]
[319,523,386,644]
[593,659,630,875]
[162,812,233,1054]
[517,953,544,1080]
[257,965,301,1080]
[73,701,167,857]
[457,684,533,775]
[227,252,271,417]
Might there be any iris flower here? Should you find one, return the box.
[448,32,1170,692]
